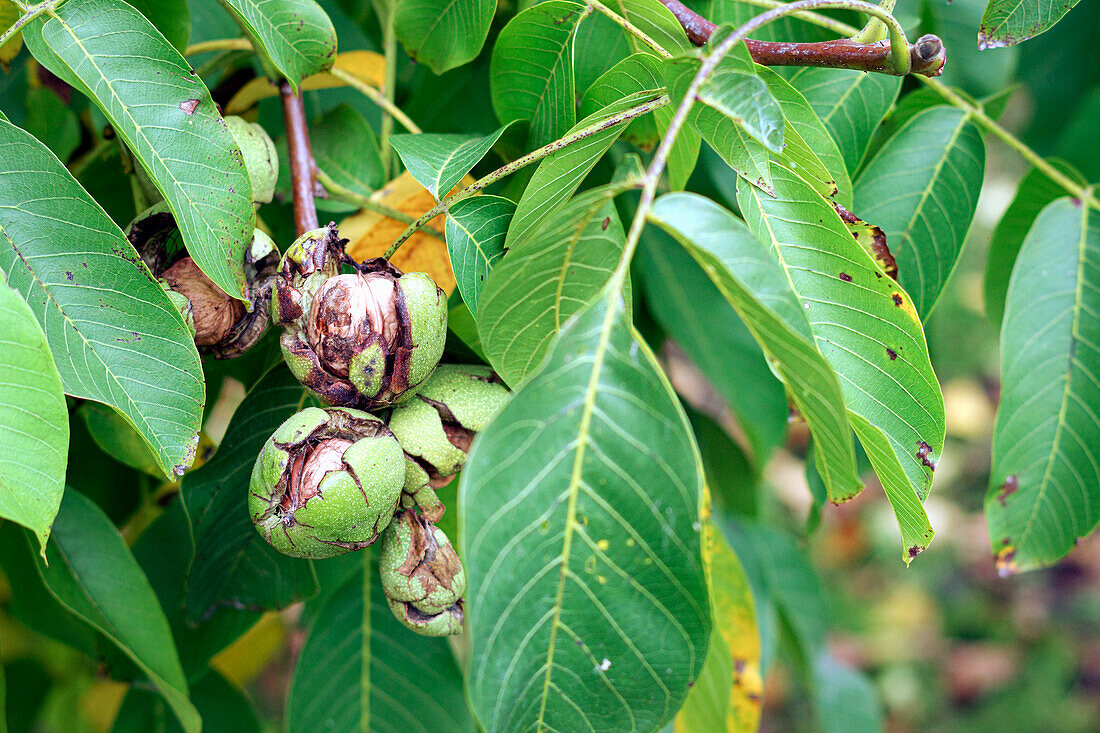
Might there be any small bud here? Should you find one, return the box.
[379,509,465,636]
[249,406,406,559]
[272,225,448,410]
[386,365,510,520]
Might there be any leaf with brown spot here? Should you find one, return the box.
[986,198,1100,571]
[739,166,942,562]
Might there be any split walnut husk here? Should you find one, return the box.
[271,224,448,410]
[249,406,406,559]
[126,204,279,358]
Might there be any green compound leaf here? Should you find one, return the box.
[663,53,774,195]
[391,124,510,201]
[395,0,495,74]
[757,66,850,207]
[490,0,588,148]
[979,0,1081,49]
[649,193,861,504]
[0,118,204,480]
[462,293,710,733]
[785,67,901,176]
[0,273,67,554]
[738,167,944,561]
[986,198,1100,573]
[853,107,985,320]
[580,53,699,190]
[32,490,199,733]
[446,195,514,316]
[24,0,255,300]
[479,187,627,386]
[507,90,661,248]
[217,0,336,89]
[286,560,474,733]
[182,366,318,622]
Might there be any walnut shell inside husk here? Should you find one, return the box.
[125,204,279,358]
[271,224,448,410]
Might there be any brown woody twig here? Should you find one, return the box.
[657,0,945,76]
[280,81,320,236]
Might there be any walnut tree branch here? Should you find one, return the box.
[657,0,945,76]
[280,81,320,236]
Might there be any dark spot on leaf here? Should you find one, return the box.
[997,475,1018,506]
[180,99,200,115]
[65,271,73,281]
[892,293,903,306]
[886,347,897,360]
[601,217,610,231]
[876,272,883,278]
[916,441,935,471]
[839,272,852,282]
[908,545,922,559]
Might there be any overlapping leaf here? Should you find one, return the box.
[490,0,587,148]
[979,0,1081,48]
[663,54,774,194]
[0,119,204,479]
[391,124,509,200]
[986,199,1100,572]
[507,90,661,248]
[479,187,627,386]
[24,0,255,299]
[31,491,199,733]
[637,228,787,468]
[286,561,474,733]
[0,275,67,553]
[675,524,761,732]
[853,107,985,320]
[649,193,861,503]
[984,160,1085,327]
[217,0,336,89]
[580,53,699,190]
[446,195,514,315]
[395,0,494,74]
[785,67,900,176]
[182,366,318,622]
[757,66,850,206]
[738,167,944,560]
[462,293,710,732]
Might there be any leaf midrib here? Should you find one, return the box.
[1016,201,1090,553]
[48,9,245,298]
[534,295,619,732]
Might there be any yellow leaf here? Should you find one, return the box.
[676,522,763,733]
[225,50,385,114]
[340,170,463,294]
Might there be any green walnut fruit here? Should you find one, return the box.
[271,225,448,410]
[225,115,278,205]
[386,364,510,521]
[249,406,405,559]
[379,509,465,636]
[126,205,279,358]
